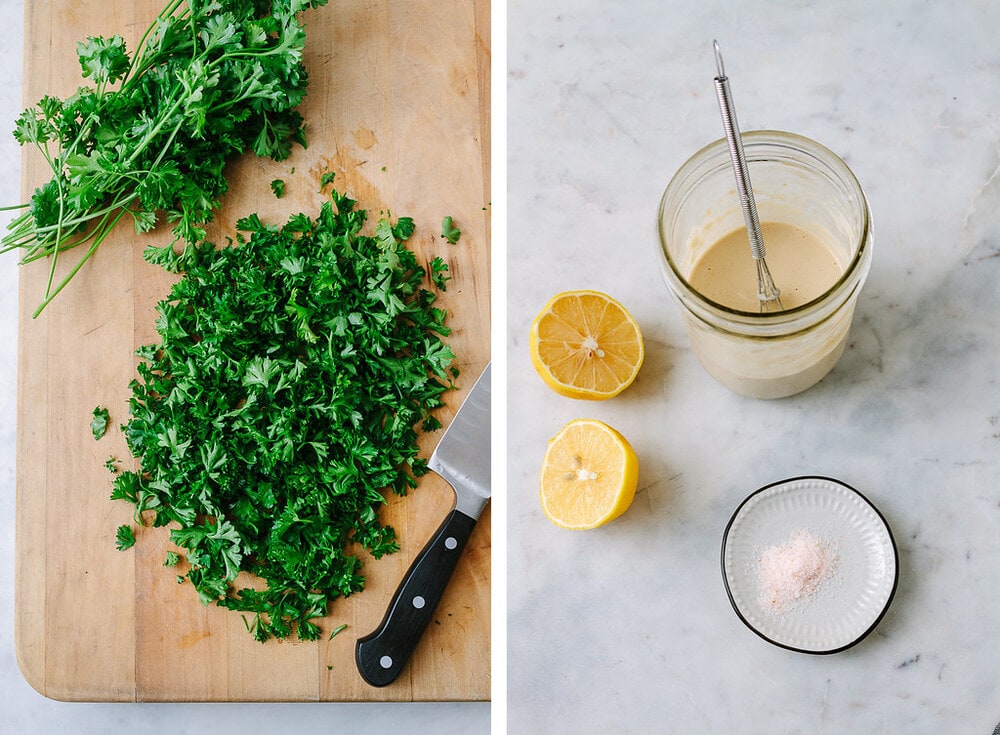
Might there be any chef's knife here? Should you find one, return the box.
[356,363,491,687]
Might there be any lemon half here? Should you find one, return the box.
[529,290,644,400]
[539,418,639,530]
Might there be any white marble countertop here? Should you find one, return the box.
[0,0,489,731]
[507,0,999,732]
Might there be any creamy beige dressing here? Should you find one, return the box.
[688,222,843,311]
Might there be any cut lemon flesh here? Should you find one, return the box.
[539,419,639,530]
[530,290,644,400]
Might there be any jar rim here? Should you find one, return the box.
[657,130,872,327]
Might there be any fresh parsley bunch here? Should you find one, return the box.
[112,187,456,642]
[3,0,328,316]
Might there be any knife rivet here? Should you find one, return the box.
[445,536,458,550]
[413,595,426,609]
[379,655,393,669]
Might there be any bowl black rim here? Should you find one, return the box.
[720,475,900,655]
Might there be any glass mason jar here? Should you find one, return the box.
[656,130,873,399]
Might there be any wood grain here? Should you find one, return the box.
[14,0,490,702]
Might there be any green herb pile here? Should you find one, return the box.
[111,187,457,642]
[2,0,328,316]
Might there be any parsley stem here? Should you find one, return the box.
[33,207,129,317]
[10,192,139,256]
[123,93,187,170]
[126,0,188,85]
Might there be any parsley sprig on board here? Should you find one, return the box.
[111,187,457,642]
[2,0,328,316]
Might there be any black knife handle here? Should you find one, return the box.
[356,508,477,687]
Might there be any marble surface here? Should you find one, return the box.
[0,0,489,731]
[507,1,999,732]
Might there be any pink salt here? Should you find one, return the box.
[757,529,837,614]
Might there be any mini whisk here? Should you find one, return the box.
[712,40,783,312]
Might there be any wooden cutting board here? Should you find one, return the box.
[14,0,490,702]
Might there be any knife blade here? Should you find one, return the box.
[356,362,491,687]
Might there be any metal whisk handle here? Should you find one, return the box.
[713,40,766,263]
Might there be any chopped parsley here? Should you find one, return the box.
[111,187,456,642]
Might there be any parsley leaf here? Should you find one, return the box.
[90,406,110,440]
[77,35,130,85]
[430,256,451,290]
[115,525,136,551]
[441,215,461,244]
